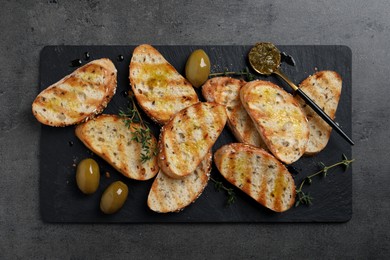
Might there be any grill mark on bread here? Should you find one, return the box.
[171,105,208,172]
[272,173,286,211]
[186,177,196,201]
[168,178,181,210]
[193,103,209,159]
[242,112,256,143]
[150,178,160,203]
[259,166,268,207]
[214,143,295,212]
[166,127,182,170]
[241,152,253,194]
[116,133,126,173]
[230,152,237,182]
[248,152,261,200]
[76,64,106,84]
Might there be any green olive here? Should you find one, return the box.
[185,49,211,88]
[76,158,100,194]
[100,181,128,214]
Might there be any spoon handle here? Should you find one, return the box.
[274,69,354,145]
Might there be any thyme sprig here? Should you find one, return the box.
[119,92,156,163]
[295,154,355,207]
[210,177,236,206]
[209,67,257,81]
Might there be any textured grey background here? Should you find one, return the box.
[0,0,389,259]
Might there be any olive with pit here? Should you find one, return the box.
[185,49,211,88]
[76,158,100,194]
[100,181,128,214]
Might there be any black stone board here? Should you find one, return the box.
[39,45,352,223]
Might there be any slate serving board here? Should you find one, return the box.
[39,45,352,223]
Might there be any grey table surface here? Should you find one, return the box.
[1,0,389,259]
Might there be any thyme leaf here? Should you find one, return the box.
[210,177,236,206]
[209,66,257,81]
[295,190,313,207]
[119,93,156,163]
[295,154,354,207]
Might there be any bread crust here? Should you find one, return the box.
[129,44,199,125]
[297,71,342,155]
[32,58,117,127]
[240,80,309,164]
[202,77,267,150]
[158,102,227,179]
[214,143,296,212]
[75,114,159,180]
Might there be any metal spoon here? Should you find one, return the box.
[248,42,354,145]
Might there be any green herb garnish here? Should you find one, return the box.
[295,154,354,207]
[209,67,256,81]
[119,92,156,163]
[210,177,236,206]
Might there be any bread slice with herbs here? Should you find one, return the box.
[148,151,211,213]
[158,102,227,179]
[32,58,117,127]
[240,80,309,164]
[129,44,199,124]
[297,71,342,155]
[202,77,267,149]
[75,114,159,180]
[214,143,296,212]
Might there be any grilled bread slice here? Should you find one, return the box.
[75,114,159,180]
[129,44,199,124]
[202,77,267,149]
[214,143,296,212]
[297,71,342,155]
[148,151,212,213]
[32,58,117,127]
[158,102,227,179]
[240,80,309,164]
